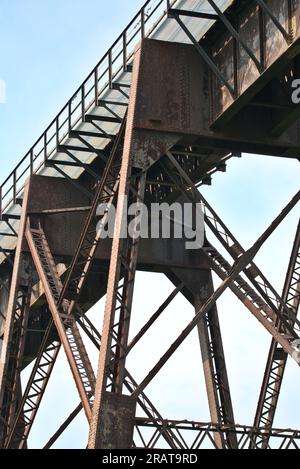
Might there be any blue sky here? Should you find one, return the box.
[0,0,142,180]
[1,0,300,449]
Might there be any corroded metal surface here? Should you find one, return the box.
[1,0,300,450]
[94,393,136,449]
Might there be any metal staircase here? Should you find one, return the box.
[0,0,170,261]
[25,219,96,420]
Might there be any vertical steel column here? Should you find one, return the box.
[88,36,151,448]
[195,270,237,449]
[0,183,31,447]
[169,267,237,450]
[111,173,147,393]
[88,163,147,447]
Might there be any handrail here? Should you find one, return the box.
[0,0,177,219]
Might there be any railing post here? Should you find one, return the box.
[123,32,127,72]
[94,68,99,104]
[68,101,72,133]
[30,149,34,175]
[108,50,113,89]
[55,118,59,148]
[81,85,85,122]
[44,132,47,163]
[141,8,145,38]
[13,170,16,204]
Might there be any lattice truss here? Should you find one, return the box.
[0,0,299,450]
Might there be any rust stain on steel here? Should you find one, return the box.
[131,130,179,169]
[96,393,136,449]
[132,39,209,136]
[88,43,143,448]
[125,39,183,170]
[210,0,300,126]
[23,175,210,270]
[126,39,210,170]
[127,38,300,158]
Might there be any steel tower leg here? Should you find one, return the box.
[168,268,237,449]
[88,165,147,448]
[195,271,237,449]
[252,219,300,448]
[0,183,32,448]
[88,40,162,448]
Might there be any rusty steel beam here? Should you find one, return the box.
[194,271,237,449]
[131,192,300,398]
[43,403,83,450]
[203,243,297,355]
[88,41,173,447]
[4,328,60,449]
[88,169,147,448]
[25,219,96,421]
[60,116,126,308]
[126,284,184,356]
[43,306,184,449]
[163,152,300,342]
[4,118,126,448]
[252,219,300,448]
[0,183,31,448]
[199,192,298,320]
[168,268,237,450]
[191,185,299,326]
[109,171,147,393]
[135,418,300,449]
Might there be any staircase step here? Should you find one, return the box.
[84,114,122,124]
[46,159,84,168]
[111,82,131,90]
[57,144,104,154]
[69,129,115,140]
[1,214,21,221]
[97,99,128,108]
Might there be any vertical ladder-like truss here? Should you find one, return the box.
[88,144,149,447]
[252,220,300,448]
[25,219,96,420]
[0,185,32,448]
